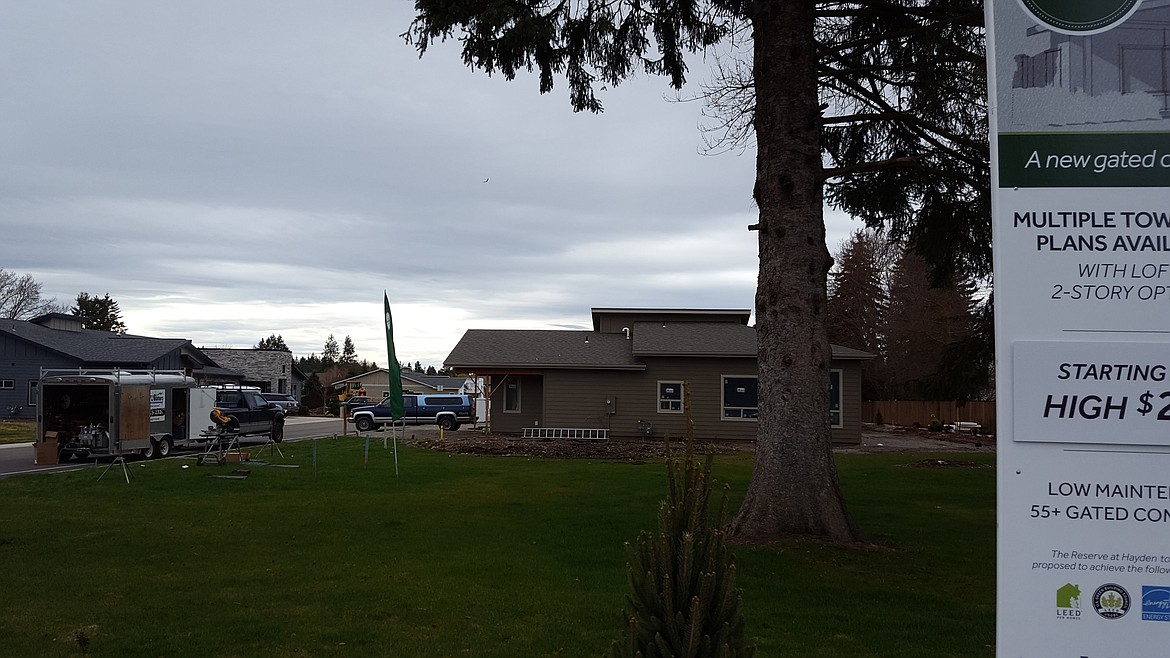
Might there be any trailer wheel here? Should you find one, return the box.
[157,436,174,458]
[142,440,158,460]
[271,420,284,443]
[355,416,374,432]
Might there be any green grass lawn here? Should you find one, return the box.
[0,420,35,445]
[0,440,995,657]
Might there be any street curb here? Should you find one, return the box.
[0,442,33,451]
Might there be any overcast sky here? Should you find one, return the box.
[1,2,856,367]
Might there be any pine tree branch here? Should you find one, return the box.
[821,155,919,182]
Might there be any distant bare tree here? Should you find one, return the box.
[885,252,974,399]
[0,269,60,319]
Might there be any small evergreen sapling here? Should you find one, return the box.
[609,418,754,657]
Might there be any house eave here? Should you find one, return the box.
[447,362,646,371]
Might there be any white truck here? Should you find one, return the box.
[36,369,282,462]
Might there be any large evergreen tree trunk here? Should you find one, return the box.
[730,0,861,545]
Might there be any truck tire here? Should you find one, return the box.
[157,436,174,458]
[355,416,375,432]
[438,416,456,431]
[271,419,284,443]
[58,449,73,463]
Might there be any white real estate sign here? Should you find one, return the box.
[988,0,1170,655]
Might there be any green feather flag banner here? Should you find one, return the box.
[384,292,404,420]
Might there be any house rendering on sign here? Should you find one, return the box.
[444,308,873,443]
[1009,1,1170,124]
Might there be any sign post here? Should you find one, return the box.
[988,0,1170,654]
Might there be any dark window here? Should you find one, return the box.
[722,376,758,420]
[0,379,13,390]
[27,381,39,407]
[829,370,843,428]
[217,391,244,408]
[504,381,520,413]
[422,396,464,406]
[658,381,683,413]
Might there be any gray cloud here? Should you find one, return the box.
[1,1,854,366]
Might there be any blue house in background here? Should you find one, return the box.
[0,313,221,420]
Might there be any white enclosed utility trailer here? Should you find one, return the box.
[37,369,219,463]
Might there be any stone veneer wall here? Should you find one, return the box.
[201,348,296,395]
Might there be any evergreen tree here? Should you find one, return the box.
[610,408,752,657]
[827,230,890,400]
[425,365,437,375]
[322,334,340,366]
[297,354,323,375]
[407,0,986,544]
[341,335,357,364]
[72,292,127,333]
[256,334,289,351]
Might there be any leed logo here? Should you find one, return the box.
[1017,0,1143,35]
[1056,583,1082,620]
[1092,583,1131,619]
[1141,586,1170,622]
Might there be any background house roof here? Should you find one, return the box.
[445,329,645,370]
[590,307,751,330]
[631,321,757,356]
[402,373,468,390]
[1,317,194,365]
[446,324,874,370]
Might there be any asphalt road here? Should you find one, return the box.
[0,416,348,478]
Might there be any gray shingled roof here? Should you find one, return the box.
[0,319,190,365]
[445,324,873,369]
[631,321,757,356]
[403,373,468,390]
[445,329,644,370]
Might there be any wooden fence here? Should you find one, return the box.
[862,400,996,430]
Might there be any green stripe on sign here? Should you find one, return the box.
[998,133,1170,188]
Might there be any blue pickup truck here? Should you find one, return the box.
[348,394,474,432]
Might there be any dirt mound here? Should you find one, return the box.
[406,432,746,461]
[386,423,994,459]
[905,458,992,469]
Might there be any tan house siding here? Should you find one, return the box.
[833,361,864,443]
[445,309,870,445]
[487,375,543,433]
[487,357,863,444]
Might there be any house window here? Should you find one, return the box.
[0,379,14,390]
[829,370,843,428]
[278,378,288,394]
[504,380,520,413]
[722,376,757,420]
[27,381,39,407]
[658,381,683,413]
